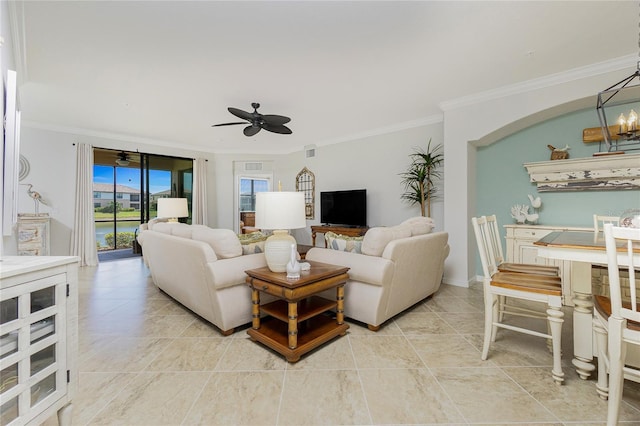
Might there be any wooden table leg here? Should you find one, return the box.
[251,288,261,330]
[336,285,345,325]
[288,301,298,349]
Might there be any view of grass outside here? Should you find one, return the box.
[94,164,171,251]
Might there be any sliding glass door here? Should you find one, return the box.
[93,149,193,253]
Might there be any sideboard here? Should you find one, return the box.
[310,225,368,247]
[0,256,79,425]
[504,224,592,306]
[17,214,50,256]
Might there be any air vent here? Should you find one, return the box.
[245,162,263,171]
[305,144,317,158]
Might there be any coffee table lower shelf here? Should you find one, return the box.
[247,315,349,362]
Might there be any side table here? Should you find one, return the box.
[245,261,349,362]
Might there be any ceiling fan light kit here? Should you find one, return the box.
[115,151,130,166]
[212,102,292,136]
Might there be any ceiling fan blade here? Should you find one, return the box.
[211,122,246,127]
[244,125,261,137]
[261,114,291,125]
[228,107,254,121]
[262,123,292,135]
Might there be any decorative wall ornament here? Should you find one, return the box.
[18,155,30,181]
[295,167,315,220]
[511,194,542,224]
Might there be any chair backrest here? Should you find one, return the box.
[485,215,506,264]
[594,214,620,233]
[471,215,500,278]
[603,223,640,324]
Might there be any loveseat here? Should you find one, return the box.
[137,222,270,335]
[305,217,449,330]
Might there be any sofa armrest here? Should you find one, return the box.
[305,248,394,286]
[207,253,267,290]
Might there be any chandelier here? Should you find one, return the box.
[595,5,640,154]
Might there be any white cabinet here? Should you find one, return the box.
[17,214,50,256]
[504,224,592,306]
[0,256,78,426]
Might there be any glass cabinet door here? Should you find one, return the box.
[0,273,67,424]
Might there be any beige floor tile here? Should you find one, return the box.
[408,334,493,368]
[423,295,482,313]
[432,367,559,423]
[344,318,403,335]
[72,372,137,425]
[180,316,231,337]
[359,368,464,424]
[286,335,356,370]
[88,372,209,425]
[215,336,288,371]
[80,336,171,372]
[504,366,640,423]
[183,371,284,425]
[436,311,486,334]
[349,335,424,369]
[393,311,459,335]
[465,330,557,367]
[278,369,371,425]
[145,337,231,371]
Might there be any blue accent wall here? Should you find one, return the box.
[475,107,639,264]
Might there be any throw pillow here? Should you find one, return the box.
[325,231,363,253]
[361,224,411,256]
[401,216,434,236]
[238,231,268,255]
[192,228,242,259]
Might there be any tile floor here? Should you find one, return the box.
[45,257,640,425]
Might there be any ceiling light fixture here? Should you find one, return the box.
[595,4,640,155]
[115,151,130,166]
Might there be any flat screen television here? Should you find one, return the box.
[320,189,367,227]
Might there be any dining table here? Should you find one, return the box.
[534,230,640,380]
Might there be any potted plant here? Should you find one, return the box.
[399,140,444,217]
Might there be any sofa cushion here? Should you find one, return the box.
[325,231,363,253]
[238,231,268,255]
[401,216,434,236]
[171,223,193,239]
[361,225,411,257]
[192,228,242,259]
[146,217,169,230]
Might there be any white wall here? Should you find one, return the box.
[276,123,445,247]
[4,126,218,255]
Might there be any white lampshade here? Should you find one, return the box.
[255,192,306,273]
[157,198,188,222]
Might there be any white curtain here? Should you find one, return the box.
[192,158,208,226]
[70,143,98,266]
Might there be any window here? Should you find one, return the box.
[130,194,139,202]
[239,178,269,211]
[116,193,124,199]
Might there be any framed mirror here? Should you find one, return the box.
[295,167,315,220]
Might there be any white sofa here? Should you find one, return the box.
[137,222,269,335]
[305,217,449,330]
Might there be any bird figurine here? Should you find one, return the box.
[527,194,542,209]
[24,184,48,214]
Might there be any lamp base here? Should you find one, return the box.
[264,230,296,273]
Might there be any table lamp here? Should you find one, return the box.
[157,198,189,222]
[255,191,306,273]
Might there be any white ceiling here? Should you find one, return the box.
[9,1,639,154]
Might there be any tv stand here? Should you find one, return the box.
[311,225,368,247]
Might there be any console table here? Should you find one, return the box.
[245,261,349,362]
[311,225,368,247]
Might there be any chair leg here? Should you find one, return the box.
[606,317,627,426]
[547,306,564,384]
[592,316,609,400]
[498,295,506,322]
[482,291,495,361]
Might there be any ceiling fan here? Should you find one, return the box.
[212,102,292,136]
[115,151,130,166]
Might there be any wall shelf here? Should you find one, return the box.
[523,153,640,191]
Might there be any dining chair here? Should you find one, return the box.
[592,224,640,426]
[472,215,565,384]
[593,214,620,234]
[484,215,559,277]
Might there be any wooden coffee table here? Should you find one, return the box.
[245,261,349,362]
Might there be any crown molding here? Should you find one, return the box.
[439,55,637,112]
[315,114,444,149]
